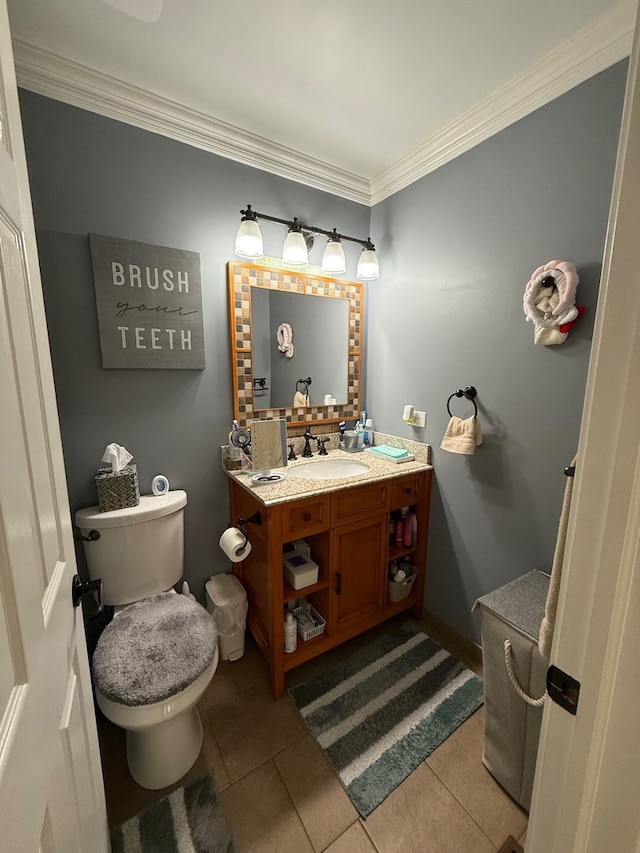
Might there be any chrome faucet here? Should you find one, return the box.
[302,427,314,457]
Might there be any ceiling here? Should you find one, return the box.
[7,0,635,204]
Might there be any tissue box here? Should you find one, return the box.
[283,551,319,590]
[95,464,140,512]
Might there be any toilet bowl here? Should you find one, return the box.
[92,590,218,789]
[76,491,219,790]
[95,650,219,790]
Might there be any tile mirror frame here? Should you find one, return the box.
[228,261,363,428]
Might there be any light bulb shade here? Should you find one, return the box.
[235,219,263,258]
[357,247,380,280]
[321,239,346,274]
[282,230,308,266]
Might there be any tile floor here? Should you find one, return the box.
[98,618,528,853]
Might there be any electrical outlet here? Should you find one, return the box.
[412,410,427,428]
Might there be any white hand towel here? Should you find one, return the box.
[440,416,483,455]
[293,391,309,408]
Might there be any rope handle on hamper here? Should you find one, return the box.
[503,638,546,707]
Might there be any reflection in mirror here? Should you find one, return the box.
[228,262,363,427]
[251,290,349,410]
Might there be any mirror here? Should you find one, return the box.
[251,289,349,409]
[228,261,363,427]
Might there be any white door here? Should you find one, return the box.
[0,2,110,851]
[528,2,640,851]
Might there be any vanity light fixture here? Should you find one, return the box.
[234,205,380,280]
[234,205,264,258]
[357,238,380,281]
[321,229,347,274]
[282,218,309,266]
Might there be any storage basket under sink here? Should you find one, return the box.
[292,602,326,640]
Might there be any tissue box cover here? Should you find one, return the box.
[95,463,140,512]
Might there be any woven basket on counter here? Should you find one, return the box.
[95,463,140,512]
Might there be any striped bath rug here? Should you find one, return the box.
[288,621,484,817]
[110,774,234,853]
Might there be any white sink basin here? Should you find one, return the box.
[289,458,370,480]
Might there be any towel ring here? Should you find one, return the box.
[296,377,312,394]
[446,386,478,418]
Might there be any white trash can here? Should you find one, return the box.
[205,573,248,661]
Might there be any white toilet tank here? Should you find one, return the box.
[75,490,187,606]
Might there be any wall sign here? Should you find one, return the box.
[89,234,205,369]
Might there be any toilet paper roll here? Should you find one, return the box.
[219,527,252,562]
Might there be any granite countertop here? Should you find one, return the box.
[225,443,432,507]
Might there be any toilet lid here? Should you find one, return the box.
[92,592,217,706]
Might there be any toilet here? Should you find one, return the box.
[76,490,219,790]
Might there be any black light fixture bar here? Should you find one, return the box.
[240,205,371,249]
[236,204,379,279]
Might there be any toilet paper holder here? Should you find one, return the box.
[236,511,262,553]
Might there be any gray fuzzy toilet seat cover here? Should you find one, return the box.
[92,592,217,706]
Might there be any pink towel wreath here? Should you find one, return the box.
[523,260,579,330]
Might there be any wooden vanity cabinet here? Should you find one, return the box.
[228,469,432,698]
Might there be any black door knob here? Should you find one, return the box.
[72,575,104,619]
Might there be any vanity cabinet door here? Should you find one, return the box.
[330,514,387,632]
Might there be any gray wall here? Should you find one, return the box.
[19,91,370,603]
[368,62,628,642]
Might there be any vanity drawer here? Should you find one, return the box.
[282,495,331,540]
[331,481,389,526]
[391,473,425,508]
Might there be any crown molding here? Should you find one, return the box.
[13,2,635,210]
[12,40,371,206]
[370,2,635,205]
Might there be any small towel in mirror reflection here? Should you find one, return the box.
[293,391,309,407]
[440,416,483,455]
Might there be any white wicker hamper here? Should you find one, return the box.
[473,569,550,812]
